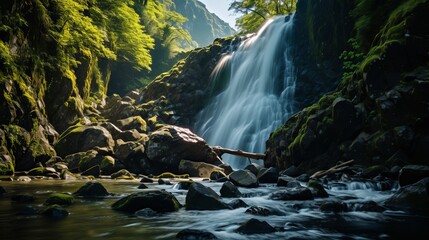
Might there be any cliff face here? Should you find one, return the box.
[173,0,236,47]
[266,0,429,173]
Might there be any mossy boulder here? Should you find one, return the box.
[385,177,429,213]
[45,193,75,206]
[112,190,181,213]
[40,204,69,219]
[116,116,147,133]
[111,169,135,180]
[74,182,111,197]
[146,125,222,172]
[178,160,224,178]
[54,125,114,157]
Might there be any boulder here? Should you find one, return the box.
[185,182,231,210]
[235,218,276,234]
[355,201,385,212]
[320,201,348,212]
[398,165,429,187]
[44,193,75,206]
[176,229,218,240]
[281,165,300,177]
[111,169,135,180]
[210,170,228,181]
[308,179,329,198]
[257,167,279,183]
[116,116,147,133]
[244,163,263,175]
[385,177,429,212]
[74,182,111,197]
[277,176,295,187]
[146,125,222,171]
[54,125,114,157]
[178,160,224,178]
[140,176,154,183]
[40,204,69,218]
[245,206,271,216]
[138,184,148,189]
[229,170,259,188]
[220,181,241,198]
[229,199,249,209]
[270,187,314,201]
[174,180,194,190]
[112,190,181,213]
[81,165,101,177]
[218,163,234,175]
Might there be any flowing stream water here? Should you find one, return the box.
[195,15,296,169]
[1,179,428,240]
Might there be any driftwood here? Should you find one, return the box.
[212,146,265,160]
[310,159,355,179]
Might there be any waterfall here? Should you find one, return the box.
[195,15,297,169]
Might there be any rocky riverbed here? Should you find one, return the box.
[1,163,428,240]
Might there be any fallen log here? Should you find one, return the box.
[211,146,265,160]
[310,159,355,179]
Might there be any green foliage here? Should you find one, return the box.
[339,38,365,81]
[229,0,296,33]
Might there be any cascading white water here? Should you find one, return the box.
[195,15,297,169]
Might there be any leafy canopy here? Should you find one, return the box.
[229,0,296,33]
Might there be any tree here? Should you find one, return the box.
[229,0,296,33]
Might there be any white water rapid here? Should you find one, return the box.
[195,15,296,169]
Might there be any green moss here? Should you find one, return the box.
[154,172,190,179]
[44,193,75,206]
[111,169,135,180]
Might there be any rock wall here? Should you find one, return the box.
[266,0,429,173]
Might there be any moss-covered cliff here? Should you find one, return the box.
[266,0,429,173]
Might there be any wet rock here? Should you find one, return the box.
[138,184,148,189]
[235,218,276,234]
[229,170,259,188]
[244,163,263,175]
[81,165,101,177]
[158,178,172,185]
[74,182,111,197]
[332,97,362,139]
[286,181,302,188]
[398,165,429,187]
[11,194,35,203]
[135,208,157,217]
[45,193,75,206]
[385,177,429,212]
[296,174,310,182]
[178,160,224,178]
[111,169,135,180]
[270,187,314,201]
[146,125,222,171]
[176,229,218,240]
[218,163,234,175]
[54,125,114,157]
[40,204,69,218]
[60,170,78,180]
[277,176,295,187]
[355,201,385,212]
[257,167,279,183]
[117,129,147,142]
[185,182,231,210]
[112,190,181,213]
[140,176,154,183]
[281,165,300,177]
[320,201,348,212]
[229,199,249,209]
[245,206,271,216]
[116,116,147,133]
[27,166,57,176]
[220,181,241,198]
[308,179,329,198]
[16,176,32,182]
[210,170,227,181]
[174,180,193,190]
[19,205,39,216]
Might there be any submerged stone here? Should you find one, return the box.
[41,204,69,219]
[112,190,181,213]
[176,229,218,240]
[235,218,276,234]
